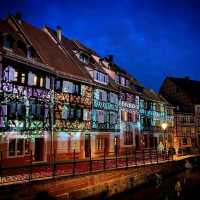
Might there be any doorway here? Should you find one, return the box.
[85,134,91,158]
[34,138,44,161]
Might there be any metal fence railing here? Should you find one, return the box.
[0,149,173,185]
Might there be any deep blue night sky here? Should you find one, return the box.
[1,0,200,91]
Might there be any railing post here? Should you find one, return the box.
[126,149,128,169]
[143,148,145,165]
[73,149,76,176]
[89,150,92,173]
[150,148,152,164]
[0,151,2,184]
[135,150,137,166]
[104,147,106,170]
[29,150,33,181]
[53,149,56,177]
[115,145,118,169]
[156,148,159,164]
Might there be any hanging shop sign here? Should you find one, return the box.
[93,99,118,111]
[120,101,138,110]
[55,120,91,131]
[2,82,51,101]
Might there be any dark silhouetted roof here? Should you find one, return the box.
[168,77,200,104]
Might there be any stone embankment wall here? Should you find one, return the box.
[0,156,199,200]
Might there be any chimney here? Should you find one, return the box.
[15,12,22,24]
[56,26,62,43]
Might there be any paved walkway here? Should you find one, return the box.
[0,154,198,186]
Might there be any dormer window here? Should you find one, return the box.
[79,53,89,64]
[3,35,13,50]
[94,71,108,84]
[115,75,129,87]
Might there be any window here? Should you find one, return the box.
[45,77,50,89]
[4,66,16,82]
[74,84,80,95]
[98,90,107,101]
[27,47,32,59]
[61,105,69,120]
[63,80,73,93]
[121,111,128,122]
[13,70,18,82]
[28,72,44,87]
[8,138,31,157]
[21,73,26,84]
[96,136,106,151]
[83,109,91,121]
[75,109,82,120]
[11,70,26,84]
[29,101,44,120]
[97,110,104,123]
[7,103,26,119]
[39,77,44,87]
[79,53,89,64]
[120,76,125,86]
[3,35,13,49]
[17,139,24,156]
[115,75,120,84]
[110,93,118,104]
[9,139,16,156]
[124,132,133,145]
[135,85,143,93]
[110,111,117,124]
[55,79,61,91]
[0,105,7,128]
[94,71,108,84]
[126,93,135,103]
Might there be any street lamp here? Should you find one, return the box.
[161,122,168,150]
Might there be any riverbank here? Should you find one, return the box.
[0,155,199,200]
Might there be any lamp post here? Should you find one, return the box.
[161,122,168,150]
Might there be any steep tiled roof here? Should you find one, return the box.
[144,88,170,105]
[44,27,119,91]
[17,20,91,82]
[0,19,30,58]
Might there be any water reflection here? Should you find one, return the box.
[109,167,200,200]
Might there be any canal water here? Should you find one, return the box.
[108,167,200,200]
